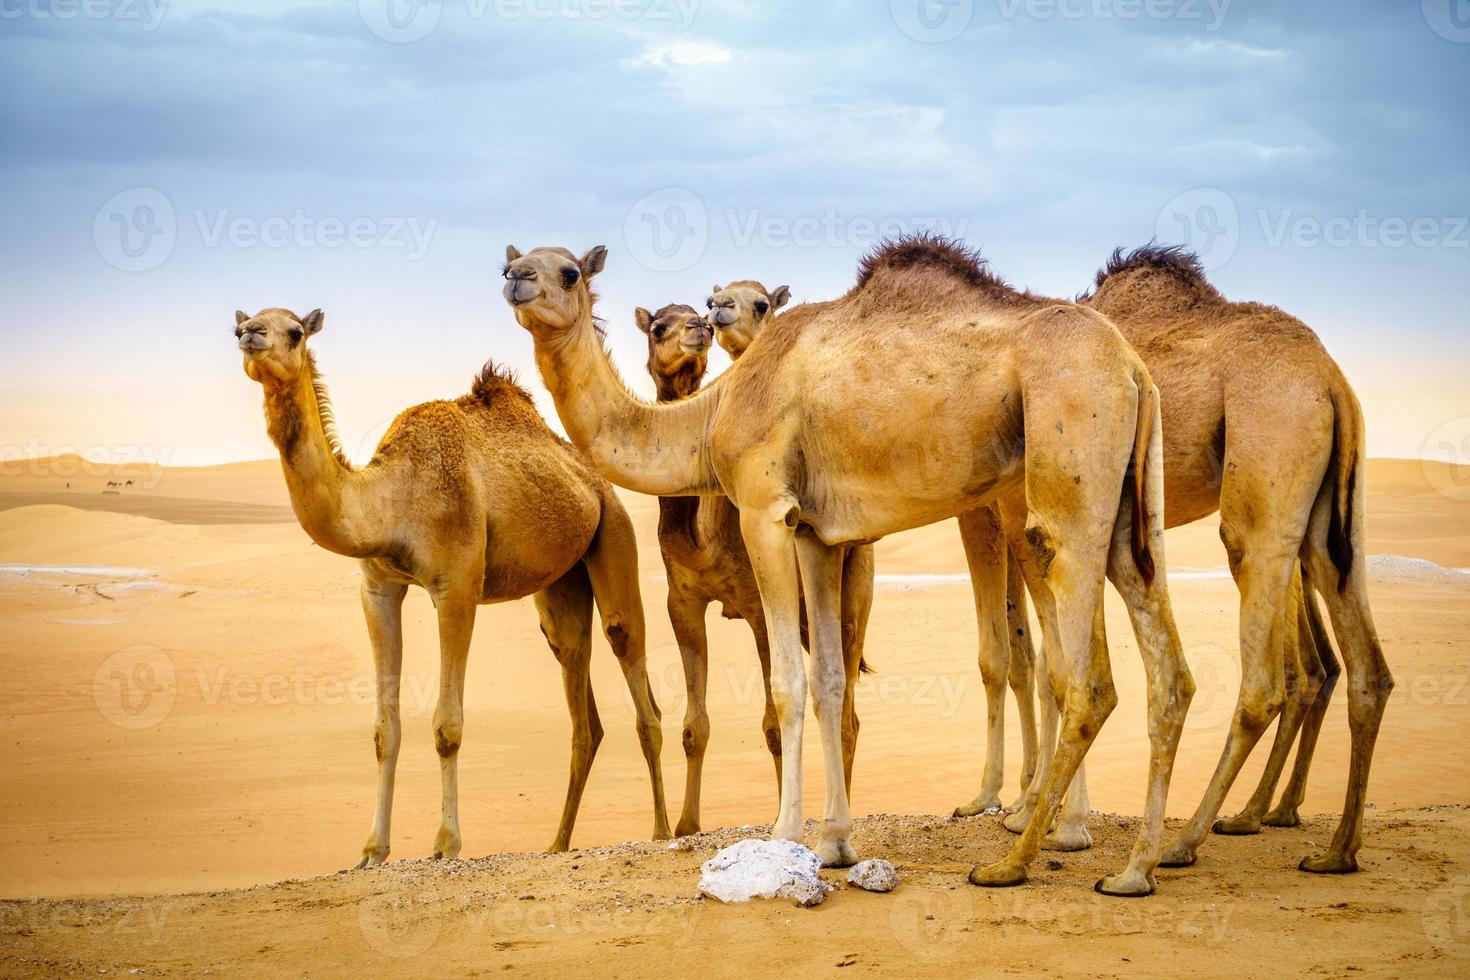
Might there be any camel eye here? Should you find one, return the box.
[705,297,714,309]
[652,324,667,339]
[288,327,304,343]
[561,266,581,288]
[754,301,769,316]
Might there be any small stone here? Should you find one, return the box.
[697,839,833,908]
[846,859,901,893]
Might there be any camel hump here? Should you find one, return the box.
[467,360,535,408]
[851,232,1012,297]
[1088,243,1220,299]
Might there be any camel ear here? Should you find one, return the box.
[771,285,791,311]
[235,310,251,327]
[505,245,522,263]
[634,307,653,334]
[581,245,608,278]
[300,309,324,336]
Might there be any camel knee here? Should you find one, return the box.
[373,711,401,763]
[1237,680,1287,735]
[603,619,635,659]
[682,710,710,759]
[434,717,463,759]
[1063,682,1116,741]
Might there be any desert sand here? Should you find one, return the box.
[1,456,1468,975]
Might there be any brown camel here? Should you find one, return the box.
[1078,246,1391,874]
[234,307,671,867]
[709,281,1043,822]
[636,301,874,837]
[504,238,1193,896]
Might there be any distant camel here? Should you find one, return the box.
[234,306,670,865]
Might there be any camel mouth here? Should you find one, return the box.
[680,336,713,355]
[504,280,540,306]
[709,307,739,327]
[238,340,270,354]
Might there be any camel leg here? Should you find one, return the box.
[1214,564,1323,835]
[1005,549,1039,812]
[738,608,783,788]
[1096,440,1194,896]
[739,498,806,845]
[583,495,671,841]
[796,530,857,867]
[1264,573,1342,827]
[839,544,874,796]
[669,585,711,838]
[355,566,407,869]
[1160,497,1318,866]
[1297,519,1392,873]
[954,507,1013,818]
[430,582,478,861]
[536,564,600,853]
[1041,607,1099,854]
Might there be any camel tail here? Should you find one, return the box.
[1325,385,1362,593]
[1129,378,1158,588]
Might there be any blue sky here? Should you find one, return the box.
[1,0,1467,465]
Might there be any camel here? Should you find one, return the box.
[504,237,1193,896]
[1076,246,1391,874]
[635,301,874,837]
[233,307,670,867]
[708,281,1043,825]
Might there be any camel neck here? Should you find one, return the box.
[262,368,375,557]
[530,313,721,497]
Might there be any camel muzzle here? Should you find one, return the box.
[504,278,540,305]
[709,307,738,327]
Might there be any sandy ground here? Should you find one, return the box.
[1,456,1468,974]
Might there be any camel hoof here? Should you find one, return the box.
[969,860,1028,888]
[1261,807,1301,828]
[1299,853,1358,875]
[652,826,673,843]
[953,798,1004,818]
[432,830,461,861]
[1158,841,1197,868]
[1212,813,1263,836]
[675,818,701,839]
[1001,810,1031,835]
[1094,871,1155,897]
[816,838,858,869]
[1042,824,1093,852]
[545,841,570,854]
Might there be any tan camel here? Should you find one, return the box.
[636,301,874,837]
[234,307,671,866]
[1078,246,1392,873]
[504,237,1193,895]
[708,281,1043,822]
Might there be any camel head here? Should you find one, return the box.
[705,280,790,359]
[636,303,711,401]
[503,244,607,333]
[235,308,323,386]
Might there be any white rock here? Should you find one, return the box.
[847,859,901,892]
[697,839,833,908]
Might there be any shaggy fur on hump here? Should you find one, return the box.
[851,232,1014,298]
[468,359,535,407]
[1087,242,1221,299]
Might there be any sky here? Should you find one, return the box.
[1,0,1467,467]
